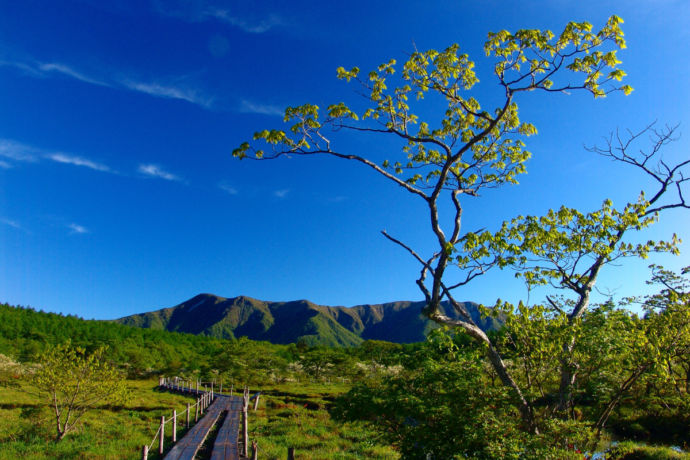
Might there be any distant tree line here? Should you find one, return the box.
[0,302,418,384]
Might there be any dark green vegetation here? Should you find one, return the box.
[335,304,690,458]
[116,293,500,346]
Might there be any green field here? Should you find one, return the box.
[0,375,397,460]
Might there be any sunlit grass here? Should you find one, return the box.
[247,382,399,460]
[0,378,197,460]
[0,377,398,459]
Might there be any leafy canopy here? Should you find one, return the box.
[33,343,129,440]
[233,16,629,200]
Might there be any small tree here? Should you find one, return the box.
[32,343,129,441]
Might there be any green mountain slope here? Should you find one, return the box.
[116,294,501,346]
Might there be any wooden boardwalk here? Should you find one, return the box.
[164,394,243,460]
[210,396,244,460]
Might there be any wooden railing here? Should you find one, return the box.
[142,376,264,460]
[142,377,216,459]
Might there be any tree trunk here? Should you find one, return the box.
[428,309,539,434]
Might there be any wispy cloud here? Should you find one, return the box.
[37,62,108,86]
[274,189,290,198]
[0,139,39,162]
[68,223,89,234]
[122,80,214,108]
[239,100,283,116]
[152,1,285,34]
[47,153,112,172]
[0,138,114,173]
[1,58,214,109]
[218,182,238,195]
[138,163,182,182]
[205,8,283,34]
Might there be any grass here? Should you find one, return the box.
[247,382,399,460]
[0,375,398,460]
[0,378,198,460]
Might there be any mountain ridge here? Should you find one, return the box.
[115,294,502,346]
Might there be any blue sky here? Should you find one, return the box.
[1,0,688,319]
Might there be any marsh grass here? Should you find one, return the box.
[247,382,398,460]
[0,378,397,459]
[0,379,198,459]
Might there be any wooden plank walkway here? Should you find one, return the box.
[210,396,244,460]
[164,395,230,460]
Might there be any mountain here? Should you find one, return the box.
[115,294,502,346]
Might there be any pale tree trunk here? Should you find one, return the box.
[428,309,539,434]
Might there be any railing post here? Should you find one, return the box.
[253,393,260,411]
[196,379,199,394]
[287,447,295,460]
[159,416,165,455]
[186,403,190,428]
[251,441,258,460]
[172,409,177,443]
[220,381,223,394]
[211,382,214,400]
[142,444,149,460]
[195,398,199,421]
[242,389,249,457]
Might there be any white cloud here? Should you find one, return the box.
[122,80,214,108]
[37,62,108,87]
[47,153,112,172]
[138,163,182,181]
[274,189,290,198]
[1,58,214,109]
[68,223,89,234]
[0,138,113,173]
[0,139,38,162]
[218,182,238,195]
[239,100,283,116]
[205,8,283,34]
